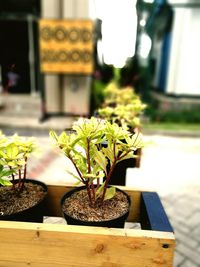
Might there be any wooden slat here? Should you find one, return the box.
[0,221,175,267]
[44,184,142,222]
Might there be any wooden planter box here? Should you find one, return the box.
[0,184,175,267]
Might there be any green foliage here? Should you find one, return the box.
[0,132,37,191]
[148,109,200,123]
[50,117,145,207]
[0,165,13,186]
[98,82,147,129]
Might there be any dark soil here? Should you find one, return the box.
[62,189,130,222]
[0,182,47,216]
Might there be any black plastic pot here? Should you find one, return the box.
[102,139,141,186]
[61,186,131,228]
[0,179,48,223]
[108,149,140,186]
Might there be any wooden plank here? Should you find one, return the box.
[0,221,175,267]
[44,184,142,222]
[140,192,174,232]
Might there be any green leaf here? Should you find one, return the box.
[6,145,19,159]
[102,147,114,163]
[117,152,136,163]
[95,150,107,172]
[7,161,16,167]
[0,169,14,178]
[73,180,82,186]
[0,160,6,165]
[66,169,83,182]
[0,178,12,186]
[0,150,8,159]
[16,160,26,166]
[104,187,116,200]
[95,181,106,198]
[49,130,58,141]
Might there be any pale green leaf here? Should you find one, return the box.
[0,151,8,159]
[95,181,106,198]
[0,169,14,178]
[66,169,83,182]
[102,147,114,163]
[117,152,136,163]
[104,187,116,200]
[73,180,82,186]
[49,130,58,141]
[95,150,107,172]
[0,178,12,186]
[7,161,16,167]
[7,145,19,159]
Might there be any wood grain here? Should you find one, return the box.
[0,185,175,267]
[0,221,175,267]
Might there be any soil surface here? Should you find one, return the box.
[0,182,47,216]
[62,189,130,222]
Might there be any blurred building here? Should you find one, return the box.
[0,0,92,119]
[146,0,200,97]
[0,0,199,121]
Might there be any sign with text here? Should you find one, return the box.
[39,19,93,74]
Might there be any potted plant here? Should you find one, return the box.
[0,132,47,222]
[98,84,146,130]
[96,85,146,185]
[50,117,144,228]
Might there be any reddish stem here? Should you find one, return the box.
[86,138,91,174]
[100,160,117,204]
[90,182,96,203]
[18,169,22,189]
[68,155,85,184]
[85,181,93,206]
[86,138,96,205]
[9,166,15,190]
[21,157,28,190]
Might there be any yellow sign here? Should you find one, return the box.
[39,19,93,74]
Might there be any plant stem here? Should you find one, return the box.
[21,161,27,191]
[18,169,22,189]
[100,160,117,204]
[113,141,116,160]
[86,138,96,204]
[69,154,94,207]
[90,182,96,203]
[97,177,100,189]
[85,181,93,206]
[68,155,85,184]
[86,138,91,173]
[9,166,15,190]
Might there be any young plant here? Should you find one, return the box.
[98,84,146,129]
[50,117,144,207]
[0,133,37,192]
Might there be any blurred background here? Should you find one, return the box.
[0,0,200,132]
[0,1,200,266]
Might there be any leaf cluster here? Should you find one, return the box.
[0,132,37,189]
[98,82,147,128]
[50,117,144,207]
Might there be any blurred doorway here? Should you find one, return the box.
[0,0,40,95]
[0,19,31,94]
